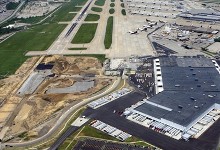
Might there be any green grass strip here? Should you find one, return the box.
[94,0,106,6]
[91,7,102,12]
[72,23,98,44]
[104,16,113,49]
[84,14,100,21]
[68,48,87,50]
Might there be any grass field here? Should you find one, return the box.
[72,23,98,44]
[110,3,115,7]
[78,125,118,141]
[104,16,113,49]
[68,48,87,50]
[94,0,106,6]
[0,23,66,76]
[91,7,102,12]
[52,7,82,22]
[50,0,87,22]
[6,2,19,10]
[0,0,89,77]
[122,9,126,15]
[84,14,100,21]
[109,8,115,14]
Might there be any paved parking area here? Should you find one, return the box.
[129,58,155,97]
[124,0,184,18]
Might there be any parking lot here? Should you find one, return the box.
[124,0,185,18]
[17,1,61,19]
[129,58,155,97]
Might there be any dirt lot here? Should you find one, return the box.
[2,56,113,142]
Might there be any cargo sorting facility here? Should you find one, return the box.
[124,56,220,141]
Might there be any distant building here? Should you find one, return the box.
[179,9,220,21]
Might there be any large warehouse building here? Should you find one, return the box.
[126,56,220,140]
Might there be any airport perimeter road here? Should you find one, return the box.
[4,77,122,148]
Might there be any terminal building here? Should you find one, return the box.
[179,8,220,21]
[126,56,220,140]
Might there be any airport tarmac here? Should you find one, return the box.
[25,0,156,58]
[25,0,220,59]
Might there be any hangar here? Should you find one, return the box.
[126,56,220,140]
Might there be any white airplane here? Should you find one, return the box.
[128,30,138,34]
[143,25,151,28]
[138,28,147,31]
[149,22,157,26]
[159,20,167,23]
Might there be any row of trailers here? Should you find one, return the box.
[87,88,131,109]
[149,121,181,138]
[90,120,132,141]
[127,108,220,141]
[126,111,181,139]
[182,109,220,141]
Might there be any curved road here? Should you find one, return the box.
[3,77,122,148]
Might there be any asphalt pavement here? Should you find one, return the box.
[49,126,82,150]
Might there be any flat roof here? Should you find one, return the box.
[136,103,170,119]
[134,56,220,127]
[188,9,220,16]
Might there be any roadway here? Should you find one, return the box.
[3,77,122,148]
[48,126,82,150]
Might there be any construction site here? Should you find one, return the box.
[0,55,114,142]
